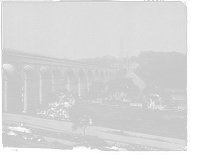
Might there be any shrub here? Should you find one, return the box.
[72,112,95,136]
[103,77,140,102]
[34,89,76,121]
[52,141,59,146]
[89,81,106,98]
[142,82,166,110]
[34,136,44,142]
[20,134,34,140]
[7,130,16,136]
[19,122,25,127]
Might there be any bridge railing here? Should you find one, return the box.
[2,49,116,70]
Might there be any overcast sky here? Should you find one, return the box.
[2,2,186,60]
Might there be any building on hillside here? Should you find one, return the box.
[171,94,187,111]
[129,61,139,73]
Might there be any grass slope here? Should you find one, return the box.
[72,104,187,139]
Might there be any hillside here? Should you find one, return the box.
[135,51,187,89]
[76,56,122,68]
[78,51,187,89]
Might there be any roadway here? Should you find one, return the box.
[2,112,187,151]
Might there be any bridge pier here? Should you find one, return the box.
[87,81,91,93]
[78,82,88,97]
[3,80,22,112]
[52,78,65,92]
[69,82,78,97]
[40,78,53,103]
[24,78,40,114]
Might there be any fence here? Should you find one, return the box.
[76,97,143,108]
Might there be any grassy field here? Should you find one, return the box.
[75,103,187,139]
[2,136,56,149]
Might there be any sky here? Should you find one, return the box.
[2,1,186,60]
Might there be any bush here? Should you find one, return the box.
[72,112,95,136]
[34,136,44,142]
[19,122,25,127]
[103,77,140,102]
[89,81,106,98]
[34,89,76,121]
[20,134,34,140]
[52,141,60,146]
[142,82,166,110]
[7,130,16,136]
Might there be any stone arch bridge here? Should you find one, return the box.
[2,49,118,114]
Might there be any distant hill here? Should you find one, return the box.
[69,51,187,89]
[75,55,122,68]
[135,51,187,89]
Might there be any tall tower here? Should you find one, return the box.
[119,36,126,69]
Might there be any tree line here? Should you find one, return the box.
[76,51,187,90]
[135,51,187,89]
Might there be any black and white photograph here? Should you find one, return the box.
[1,0,188,153]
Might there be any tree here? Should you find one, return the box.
[72,112,95,137]
[89,81,106,98]
[116,68,127,79]
[136,51,187,89]
[103,77,139,102]
[142,82,165,110]
[34,89,76,121]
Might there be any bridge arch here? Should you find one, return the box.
[94,70,100,81]
[66,68,78,95]
[78,69,87,96]
[108,71,112,80]
[2,64,23,113]
[3,63,18,80]
[100,70,105,81]
[22,65,39,114]
[63,69,70,91]
[111,71,115,78]
[39,66,52,104]
[87,70,93,92]
[105,71,108,80]
[40,66,50,79]
[23,65,37,79]
[52,67,63,92]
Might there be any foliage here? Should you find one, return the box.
[7,130,16,136]
[72,112,95,136]
[89,81,106,98]
[136,51,187,89]
[20,134,34,141]
[52,141,60,146]
[34,89,76,121]
[76,51,186,89]
[142,82,165,109]
[19,122,25,128]
[103,77,139,101]
[34,136,44,142]
[116,68,127,79]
